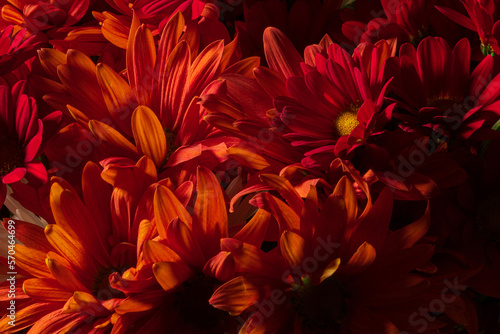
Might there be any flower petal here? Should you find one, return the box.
[154,185,192,239]
[96,63,136,136]
[192,166,228,256]
[23,278,72,302]
[153,261,193,291]
[263,27,304,78]
[131,105,167,168]
[280,230,305,268]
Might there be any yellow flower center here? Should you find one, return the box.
[334,110,359,137]
[0,137,24,177]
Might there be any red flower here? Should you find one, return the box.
[0,81,61,205]
[0,26,46,76]
[437,0,500,56]
[108,167,239,332]
[385,36,500,141]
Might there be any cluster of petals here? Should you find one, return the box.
[0,1,500,333]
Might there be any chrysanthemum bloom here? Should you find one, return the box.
[108,166,240,332]
[385,36,500,142]
[210,175,475,333]
[0,81,61,205]
[208,27,395,169]
[0,161,137,333]
[265,29,395,169]
[437,0,500,56]
[36,10,255,183]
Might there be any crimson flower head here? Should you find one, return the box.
[0,81,61,204]
[264,28,395,169]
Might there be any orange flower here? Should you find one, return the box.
[36,10,257,179]
[0,161,137,333]
[210,175,472,333]
[109,166,239,332]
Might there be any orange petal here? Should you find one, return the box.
[96,63,136,136]
[220,239,287,277]
[280,231,305,268]
[102,17,129,49]
[158,41,190,129]
[23,278,72,302]
[62,291,108,315]
[343,242,376,275]
[13,244,52,278]
[166,218,206,269]
[2,218,52,253]
[228,146,270,170]
[153,261,192,291]
[192,166,228,255]
[37,48,67,80]
[210,276,266,316]
[154,185,192,239]
[45,254,90,293]
[0,301,59,334]
[143,240,181,264]
[263,27,304,78]
[319,258,341,284]
[203,251,235,282]
[44,224,97,279]
[115,290,164,315]
[332,176,358,224]
[50,182,111,268]
[57,52,107,117]
[137,219,155,258]
[233,209,271,247]
[222,57,261,77]
[157,11,185,62]
[189,40,224,96]
[131,105,167,168]
[250,192,300,234]
[126,10,141,86]
[131,25,156,106]
[260,174,303,215]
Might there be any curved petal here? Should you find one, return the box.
[131,105,167,168]
[153,261,193,292]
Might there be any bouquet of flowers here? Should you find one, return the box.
[1,0,500,333]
